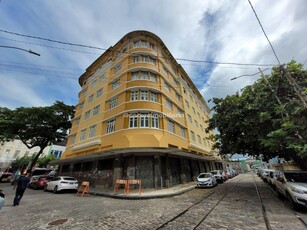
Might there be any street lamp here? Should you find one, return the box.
[0,45,40,56]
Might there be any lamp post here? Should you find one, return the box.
[0,45,40,56]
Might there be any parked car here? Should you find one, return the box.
[196,173,217,188]
[210,170,224,183]
[267,170,278,185]
[44,176,79,193]
[0,172,13,183]
[29,168,52,183]
[28,175,52,190]
[0,189,5,210]
[260,169,275,182]
[274,170,307,209]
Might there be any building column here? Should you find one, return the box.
[113,157,123,186]
[191,160,198,181]
[126,156,135,180]
[179,158,187,184]
[165,156,171,188]
[154,155,162,188]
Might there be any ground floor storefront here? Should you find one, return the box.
[51,148,223,189]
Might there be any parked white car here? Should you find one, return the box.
[44,176,79,193]
[210,170,224,183]
[274,171,307,209]
[196,173,217,188]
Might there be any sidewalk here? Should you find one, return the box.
[89,181,197,199]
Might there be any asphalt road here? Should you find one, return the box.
[0,173,306,230]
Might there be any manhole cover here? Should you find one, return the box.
[48,219,68,226]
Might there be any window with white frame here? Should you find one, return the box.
[129,114,138,128]
[79,101,84,109]
[75,117,81,125]
[92,79,97,88]
[188,114,192,123]
[166,98,173,110]
[96,88,103,97]
[93,105,100,116]
[190,131,195,141]
[185,100,190,108]
[197,135,201,144]
[99,74,106,82]
[150,73,157,82]
[112,79,120,90]
[192,107,196,114]
[106,119,116,134]
[140,90,149,101]
[70,134,76,145]
[150,92,157,102]
[88,94,94,103]
[177,108,183,117]
[141,56,148,62]
[180,126,186,138]
[109,96,118,109]
[194,120,198,128]
[131,72,138,80]
[167,119,175,133]
[140,114,149,127]
[149,57,156,65]
[151,114,159,128]
[133,56,139,63]
[200,124,203,131]
[203,138,206,146]
[197,112,200,118]
[140,71,148,80]
[176,93,180,101]
[149,43,155,50]
[114,64,122,73]
[130,90,138,101]
[80,129,87,141]
[85,110,91,120]
[164,82,171,92]
[89,125,97,138]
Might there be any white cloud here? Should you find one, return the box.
[0,0,305,109]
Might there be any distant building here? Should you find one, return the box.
[0,140,65,172]
[52,30,222,189]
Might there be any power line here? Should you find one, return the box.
[0,28,277,67]
[247,0,281,65]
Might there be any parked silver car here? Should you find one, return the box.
[210,170,224,183]
[274,171,307,209]
[196,173,217,188]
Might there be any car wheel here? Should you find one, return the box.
[53,186,58,194]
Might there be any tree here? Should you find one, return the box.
[207,61,307,168]
[0,101,75,173]
[37,155,57,168]
[10,156,33,171]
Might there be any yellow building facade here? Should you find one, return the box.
[54,31,222,189]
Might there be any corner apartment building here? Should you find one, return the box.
[53,31,222,189]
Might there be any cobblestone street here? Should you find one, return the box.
[0,173,306,229]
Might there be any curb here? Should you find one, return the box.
[89,185,196,200]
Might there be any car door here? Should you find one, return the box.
[48,177,60,190]
[275,172,287,196]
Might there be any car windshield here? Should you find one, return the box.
[284,172,307,183]
[198,174,211,178]
[211,171,217,175]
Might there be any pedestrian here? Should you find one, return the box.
[0,189,5,210]
[13,173,30,206]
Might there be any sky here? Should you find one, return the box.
[0,0,306,110]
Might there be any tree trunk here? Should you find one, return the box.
[27,148,44,174]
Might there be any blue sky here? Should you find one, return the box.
[0,0,306,109]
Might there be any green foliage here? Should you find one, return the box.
[10,156,33,171]
[37,155,57,168]
[208,60,307,162]
[0,101,75,171]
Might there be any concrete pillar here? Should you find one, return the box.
[179,158,187,184]
[126,156,135,180]
[113,157,123,186]
[154,155,162,188]
[165,156,171,188]
[191,160,199,181]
